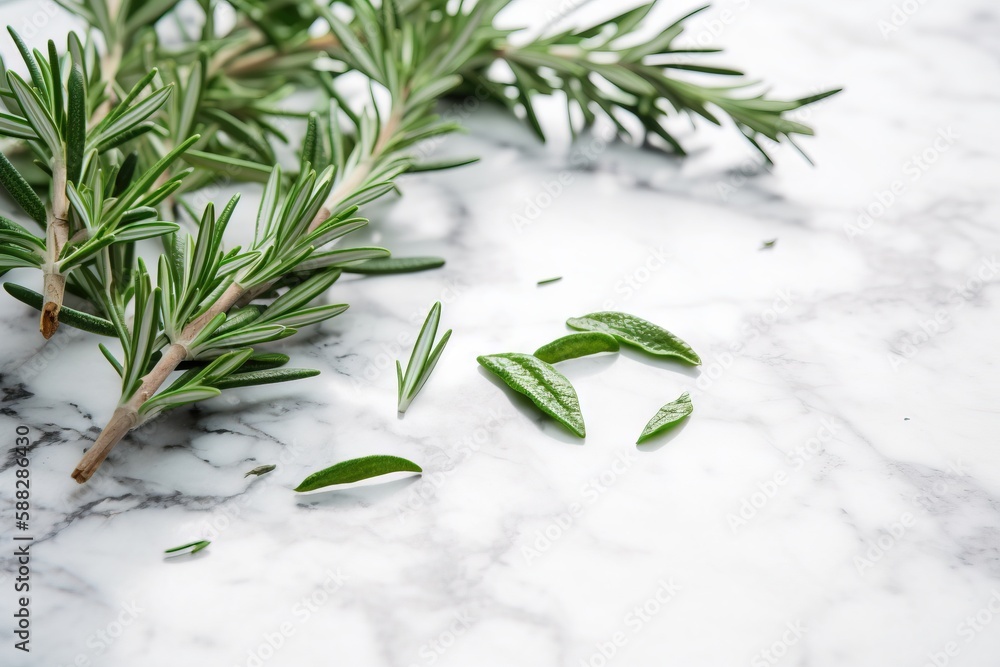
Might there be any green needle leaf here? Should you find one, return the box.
[537,276,562,285]
[407,156,479,173]
[210,368,320,390]
[245,464,276,478]
[637,392,693,444]
[567,312,701,365]
[4,282,116,336]
[397,302,451,413]
[7,29,46,94]
[164,540,211,555]
[0,151,45,225]
[183,150,273,182]
[66,66,86,184]
[534,332,619,364]
[477,352,586,437]
[343,256,445,275]
[294,455,422,492]
[7,73,61,159]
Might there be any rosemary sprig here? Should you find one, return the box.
[0,1,838,483]
[456,3,840,159]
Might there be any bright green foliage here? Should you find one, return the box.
[477,352,586,437]
[397,302,452,413]
[567,311,701,365]
[0,0,834,461]
[534,331,620,364]
[295,455,423,492]
[637,392,694,444]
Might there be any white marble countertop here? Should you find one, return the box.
[2,1,999,666]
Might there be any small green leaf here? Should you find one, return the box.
[407,156,479,173]
[637,392,693,444]
[138,386,220,419]
[183,150,272,182]
[7,28,46,95]
[210,368,319,390]
[567,312,700,365]
[245,464,276,478]
[66,66,86,184]
[537,276,562,285]
[297,246,390,271]
[4,282,116,336]
[238,353,290,372]
[7,73,61,158]
[164,540,211,555]
[255,270,341,324]
[591,63,657,96]
[398,302,451,413]
[477,352,585,437]
[300,112,321,172]
[112,222,179,243]
[92,85,173,150]
[534,332,619,364]
[760,239,777,250]
[0,151,45,225]
[343,256,445,275]
[99,343,123,376]
[294,455,422,492]
[0,111,37,141]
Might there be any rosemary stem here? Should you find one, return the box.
[308,102,405,233]
[73,96,410,480]
[42,32,123,338]
[71,282,247,482]
[40,162,70,338]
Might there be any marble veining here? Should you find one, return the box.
[1,1,999,666]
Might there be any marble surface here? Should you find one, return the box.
[2,1,1000,665]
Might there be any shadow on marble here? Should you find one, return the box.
[634,417,691,453]
[617,346,702,379]
[162,550,211,565]
[476,366,586,445]
[547,353,619,378]
[293,474,421,509]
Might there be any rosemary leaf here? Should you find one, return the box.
[294,455,422,492]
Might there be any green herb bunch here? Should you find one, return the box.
[0,0,837,483]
